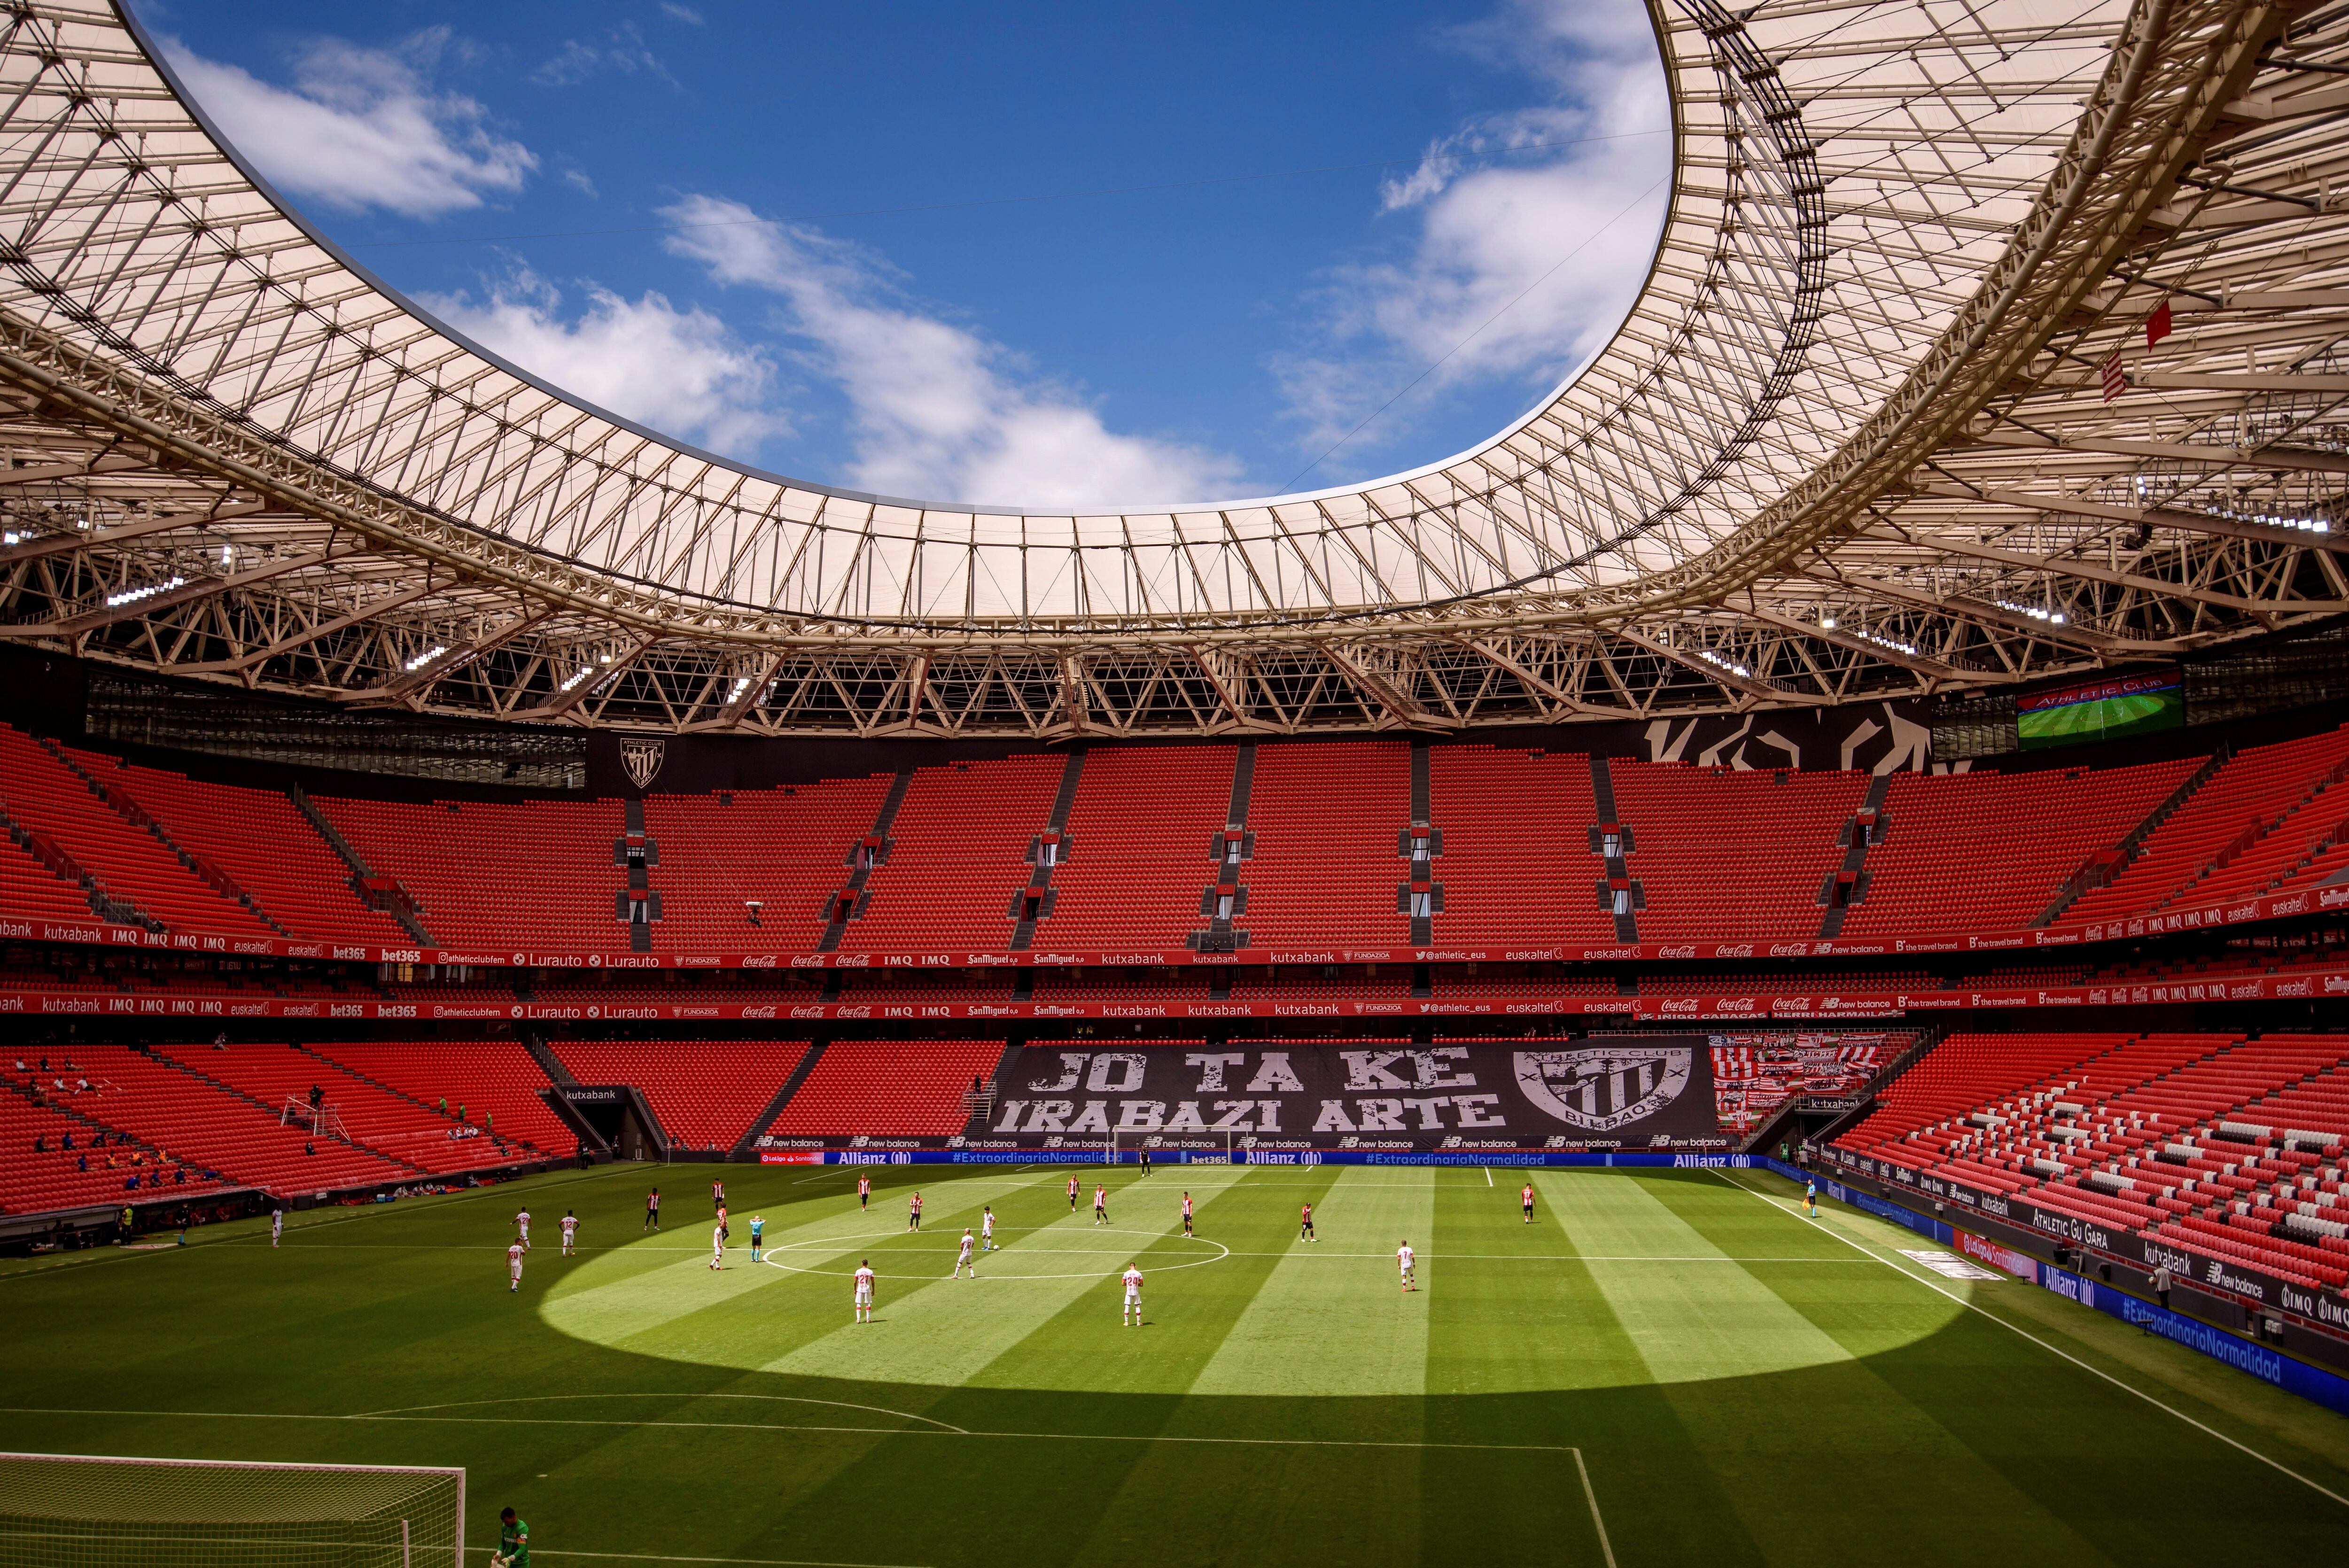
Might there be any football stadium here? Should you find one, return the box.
[3,0,2349,1561]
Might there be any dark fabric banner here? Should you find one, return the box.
[957,1036,1725,1154]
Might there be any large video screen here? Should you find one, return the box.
[2015,668,2184,750]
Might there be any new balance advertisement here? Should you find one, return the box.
[948,1037,1725,1154]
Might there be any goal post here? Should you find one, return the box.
[0,1453,463,1568]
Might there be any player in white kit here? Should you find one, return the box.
[271,1208,283,1248]
[1121,1263,1144,1326]
[559,1210,578,1256]
[1397,1239,1416,1293]
[955,1228,978,1278]
[514,1208,531,1251]
[709,1223,725,1270]
[853,1260,876,1322]
[506,1239,525,1292]
[981,1205,997,1251]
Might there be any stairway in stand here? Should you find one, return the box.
[1398,741,1444,945]
[614,799,661,953]
[1189,743,1256,953]
[1818,774,1894,938]
[817,769,913,952]
[1009,749,1087,949]
[1589,756,1643,942]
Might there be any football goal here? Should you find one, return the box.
[0,1453,463,1568]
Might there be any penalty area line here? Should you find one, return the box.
[1706,1169,2349,1511]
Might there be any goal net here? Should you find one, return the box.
[0,1454,462,1568]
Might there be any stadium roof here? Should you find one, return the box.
[0,0,2344,736]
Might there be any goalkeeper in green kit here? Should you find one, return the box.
[494,1506,529,1568]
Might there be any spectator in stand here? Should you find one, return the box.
[31,1135,43,1153]
[76,1154,86,1172]
[2153,1264,2172,1312]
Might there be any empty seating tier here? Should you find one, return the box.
[549,1040,811,1151]
[764,1040,1005,1137]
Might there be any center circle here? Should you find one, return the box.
[760,1226,1230,1281]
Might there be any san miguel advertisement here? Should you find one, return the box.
[953,1037,1725,1154]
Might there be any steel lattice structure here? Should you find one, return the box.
[0,0,2344,736]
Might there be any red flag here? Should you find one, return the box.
[2146,298,2172,347]
[2101,352,2126,402]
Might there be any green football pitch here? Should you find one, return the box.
[3,1162,2343,1566]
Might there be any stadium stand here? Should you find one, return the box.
[1838,761,2201,935]
[1234,742,1412,947]
[315,794,620,949]
[763,1040,1005,1137]
[0,724,276,937]
[147,1042,514,1175]
[0,1079,225,1212]
[60,749,405,943]
[836,756,1065,951]
[38,1045,413,1195]
[2066,725,2349,923]
[310,1042,573,1156]
[1033,745,1237,948]
[1610,761,1868,939]
[1832,1030,2349,1291]
[1423,746,1615,945]
[642,774,894,949]
[548,1040,811,1149]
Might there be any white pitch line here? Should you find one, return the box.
[0,1406,1584,1455]
[465,1548,929,1568]
[1484,1166,1493,1187]
[1573,1447,1618,1568]
[1706,1169,2349,1511]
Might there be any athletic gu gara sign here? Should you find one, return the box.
[986,1037,1722,1150]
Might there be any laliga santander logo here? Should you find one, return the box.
[1514,1045,1694,1133]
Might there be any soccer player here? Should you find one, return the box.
[709,1222,725,1271]
[716,1203,729,1243]
[854,1258,876,1322]
[955,1227,977,1279]
[711,1177,726,1213]
[559,1210,578,1257]
[906,1191,923,1232]
[857,1173,871,1211]
[749,1213,764,1264]
[1138,1145,1151,1176]
[493,1507,529,1568]
[1805,1178,1819,1218]
[506,1238,525,1293]
[981,1205,997,1251]
[270,1206,283,1248]
[1121,1261,1144,1327]
[1093,1184,1109,1226]
[1521,1182,1537,1224]
[644,1186,661,1232]
[514,1207,531,1251]
[1181,1191,1194,1237]
[1067,1172,1081,1212]
[1398,1238,1416,1293]
[1299,1201,1315,1242]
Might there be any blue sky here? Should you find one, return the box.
[136,1,1668,508]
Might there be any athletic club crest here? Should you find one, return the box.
[619,738,666,790]
[1514,1046,1694,1133]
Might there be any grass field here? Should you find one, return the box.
[2,1161,2343,1566]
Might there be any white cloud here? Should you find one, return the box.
[660,196,1246,509]
[1274,0,1670,466]
[561,168,599,199]
[422,268,787,456]
[162,29,536,219]
[659,3,706,24]
[531,23,675,88]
